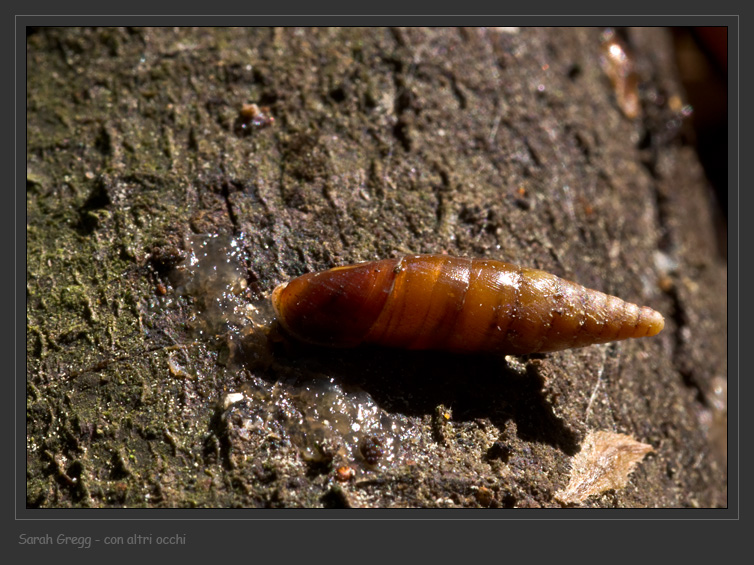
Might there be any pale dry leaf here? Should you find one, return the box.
[555,430,654,505]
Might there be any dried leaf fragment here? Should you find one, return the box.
[555,431,653,505]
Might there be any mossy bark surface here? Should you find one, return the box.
[26,27,726,508]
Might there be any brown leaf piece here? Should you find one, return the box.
[555,431,654,505]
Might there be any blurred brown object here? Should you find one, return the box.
[672,26,727,250]
[693,27,727,73]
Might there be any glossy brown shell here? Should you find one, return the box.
[271,255,664,354]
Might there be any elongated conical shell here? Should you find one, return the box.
[271,255,664,354]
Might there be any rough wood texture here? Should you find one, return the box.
[26,27,726,508]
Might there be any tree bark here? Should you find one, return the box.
[26,27,726,508]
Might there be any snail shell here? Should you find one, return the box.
[271,255,664,354]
